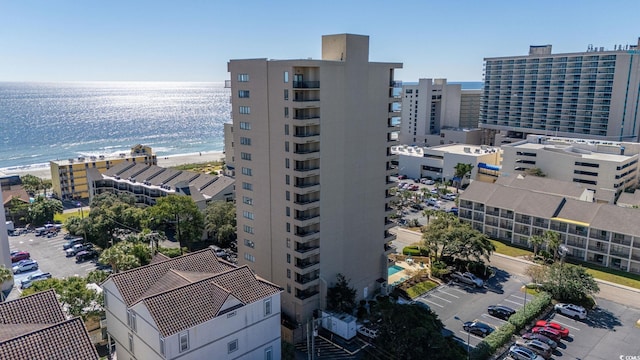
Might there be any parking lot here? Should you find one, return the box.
[8,231,99,291]
[417,268,640,359]
[394,178,459,227]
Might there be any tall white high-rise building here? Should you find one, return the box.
[227,34,401,332]
[481,39,640,142]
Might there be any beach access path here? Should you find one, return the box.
[0,151,225,180]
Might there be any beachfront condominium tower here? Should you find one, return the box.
[481,38,640,143]
[228,34,402,332]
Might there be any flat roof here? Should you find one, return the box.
[513,143,633,162]
[393,144,500,157]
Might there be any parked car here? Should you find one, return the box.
[554,303,587,320]
[531,326,562,342]
[487,305,516,320]
[463,321,494,337]
[441,193,456,201]
[521,332,558,349]
[451,272,484,287]
[20,272,52,289]
[430,188,439,194]
[421,178,435,185]
[76,250,99,263]
[10,251,30,263]
[63,238,84,250]
[426,198,438,206]
[397,175,407,180]
[516,339,552,359]
[66,243,90,257]
[508,345,545,360]
[535,320,570,338]
[411,203,424,211]
[448,207,459,215]
[12,259,38,274]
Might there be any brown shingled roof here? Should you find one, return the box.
[108,249,282,337]
[0,290,65,330]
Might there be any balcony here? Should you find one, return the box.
[609,248,630,258]
[295,228,320,241]
[385,218,396,230]
[295,287,319,300]
[384,242,396,255]
[295,241,320,254]
[384,230,397,241]
[295,271,320,285]
[587,245,608,253]
[295,257,320,270]
[293,81,320,89]
[612,235,632,246]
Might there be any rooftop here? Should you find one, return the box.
[392,144,500,157]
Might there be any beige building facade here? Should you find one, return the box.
[50,144,157,200]
[481,39,640,142]
[228,34,401,332]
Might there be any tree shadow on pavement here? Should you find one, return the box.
[582,306,622,330]
[484,268,510,294]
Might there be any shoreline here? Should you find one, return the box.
[0,151,226,180]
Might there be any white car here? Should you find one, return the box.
[451,271,484,288]
[554,303,587,320]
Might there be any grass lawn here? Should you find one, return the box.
[172,161,223,174]
[53,211,80,225]
[406,280,438,298]
[490,240,533,257]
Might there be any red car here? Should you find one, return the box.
[531,326,562,342]
[535,320,570,338]
[10,251,30,263]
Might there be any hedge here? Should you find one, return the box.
[402,246,429,256]
[470,291,552,359]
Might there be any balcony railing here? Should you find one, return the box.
[293,114,320,120]
[294,166,320,172]
[295,274,320,285]
[295,288,319,300]
[295,258,320,269]
[293,81,320,89]
[295,244,320,254]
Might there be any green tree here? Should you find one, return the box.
[421,212,459,262]
[148,195,204,251]
[374,302,466,360]
[98,244,140,273]
[204,201,237,248]
[524,167,546,177]
[22,277,103,319]
[544,230,561,261]
[20,174,43,196]
[85,193,146,248]
[27,196,63,226]
[528,234,545,257]
[326,273,357,314]
[86,270,110,284]
[0,265,13,302]
[6,197,30,225]
[542,263,599,302]
[453,163,474,192]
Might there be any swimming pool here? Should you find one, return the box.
[388,265,405,276]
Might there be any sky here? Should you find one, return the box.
[1,0,639,82]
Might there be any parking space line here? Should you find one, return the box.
[426,294,452,303]
[420,299,444,308]
[550,317,582,331]
[437,289,460,298]
[444,286,468,294]
[504,298,522,306]
[481,314,507,323]
[509,294,531,302]
[452,337,476,349]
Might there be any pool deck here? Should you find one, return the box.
[388,260,426,285]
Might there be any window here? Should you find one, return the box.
[243,225,254,234]
[243,211,254,220]
[104,293,108,307]
[285,141,289,152]
[159,337,165,356]
[285,190,290,201]
[242,182,253,191]
[239,121,251,130]
[286,206,290,216]
[284,71,289,83]
[286,238,291,248]
[265,347,273,360]
[286,253,291,263]
[287,284,291,293]
[287,269,291,278]
[128,333,134,353]
[264,298,272,316]
[238,73,249,82]
[285,158,290,169]
[244,239,255,248]
[286,222,290,232]
[285,174,290,185]
[284,89,289,100]
[241,152,252,161]
[228,339,238,353]
[284,124,289,135]
[240,137,251,145]
[239,106,251,114]
[238,90,250,98]
[242,167,252,176]
[284,107,289,118]
[242,196,253,205]
[244,253,255,262]
[179,332,189,353]
[127,310,137,332]
[227,311,237,318]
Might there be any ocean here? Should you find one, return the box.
[0,81,231,171]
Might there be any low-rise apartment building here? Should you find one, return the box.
[102,248,282,360]
[459,176,640,274]
[87,162,234,209]
[51,144,157,200]
[501,135,640,194]
[392,143,502,183]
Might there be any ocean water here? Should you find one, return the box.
[0,81,231,171]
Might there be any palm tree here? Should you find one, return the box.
[453,163,474,192]
[528,235,545,257]
[0,265,14,302]
[544,231,561,261]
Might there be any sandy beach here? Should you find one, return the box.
[0,151,226,180]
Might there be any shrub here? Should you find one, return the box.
[402,246,428,256]
[508,291,552,332]
[405,280,438,298]
[431,261,451,278]
[471,322,515,360]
